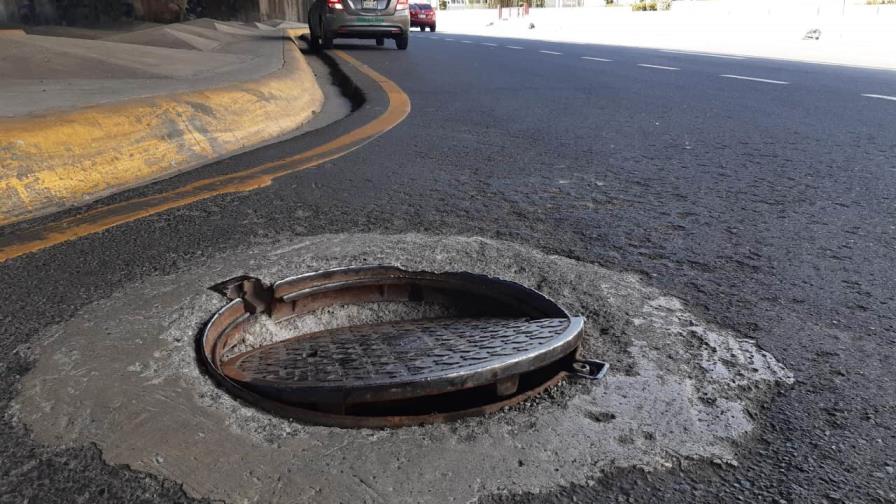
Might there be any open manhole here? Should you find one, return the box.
[199,266,607,428]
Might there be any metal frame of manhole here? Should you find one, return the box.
[198,266,607,428]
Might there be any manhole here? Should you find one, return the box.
[199,266,607,428]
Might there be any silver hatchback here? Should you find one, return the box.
[308,0,411,50]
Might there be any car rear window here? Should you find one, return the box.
[418,4,433,10]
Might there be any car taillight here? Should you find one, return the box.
[327,0,344,10]
[397,0,408,10]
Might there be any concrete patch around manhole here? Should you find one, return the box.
[11,233,793,504]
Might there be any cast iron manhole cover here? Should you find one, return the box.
[199,266,607,428]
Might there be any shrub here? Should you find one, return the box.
[657,0,671,10]
[631,1,663,11]
[439,0,447,8]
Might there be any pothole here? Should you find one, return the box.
[200,267,606,427]
[12,233,793,504]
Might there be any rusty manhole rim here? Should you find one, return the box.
[199,266,607,428]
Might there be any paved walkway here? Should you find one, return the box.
[0,19,306,117]
[0,18,322,226]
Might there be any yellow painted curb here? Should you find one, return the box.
[0,36,324,226]
[0,49,410,263]
[283,27,311,40]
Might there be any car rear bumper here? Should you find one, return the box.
[324,12,409,38]
[334,24,406,37]
[410,18,435,26]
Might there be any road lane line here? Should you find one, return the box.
[481,42,497,46]
[431,36,441,39]
[444,38,455,41]
[581,56,612,62]
[638,64,679,70]
[505,45,524,49]
[540,50,562,55]
[461,40,473,44]
[0,50,413,263]
[861,94,896,102]
[660,49,746,60]
[720,74,788,85]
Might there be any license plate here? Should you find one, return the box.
[362,0,377,8]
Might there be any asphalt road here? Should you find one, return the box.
[2,31,896,503]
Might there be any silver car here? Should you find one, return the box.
[308,0,411,50]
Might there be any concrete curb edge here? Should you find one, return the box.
[0,32,323,226]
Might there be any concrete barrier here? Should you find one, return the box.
[0,34,323,226]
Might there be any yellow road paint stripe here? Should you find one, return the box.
[0,50,411,263]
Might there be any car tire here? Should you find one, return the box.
[396,33,409,50]
[419,25,425,31]
[376,37,384,46]
[322,33,334,49]
[308,14,321,51]
[430,24,436,32]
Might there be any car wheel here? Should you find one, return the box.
[430,24,436,32]
[396,33,409,50]
[419,25,425,31]
[308,14,321,51]
[376,37,384,46]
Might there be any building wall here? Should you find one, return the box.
[2,0,134,24]
[0,0,306,25]
[260,0,310,21]
[260,0,293,20]
[134,0,184,22]
[0,0,17,24]
[1,0,61,24]
[198,0,258,22]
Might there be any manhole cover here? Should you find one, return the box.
[200,266,607,427]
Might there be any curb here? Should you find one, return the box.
[0,49,411,263]
[0,33,323,226]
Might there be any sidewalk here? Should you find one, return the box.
[0,20,323,225]
[437,0,896,70]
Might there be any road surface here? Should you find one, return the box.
[1,33,895,503]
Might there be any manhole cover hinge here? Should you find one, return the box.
[209,275,273,315]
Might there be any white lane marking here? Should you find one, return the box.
[638,64,679,70]
[581,56,612,62]
[505,45,524,49]
[862,93,896,102]
[481,42,498,46]
[461,40,473,44]
[431,36,441,39]
[540,50,563,55]
[720,74,789,84]
[444,38,455,41]
[660,49,746,60]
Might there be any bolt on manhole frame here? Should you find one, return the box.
[199,266,607,428]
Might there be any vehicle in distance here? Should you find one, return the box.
[308,0,410,50]
[410,3,436,32]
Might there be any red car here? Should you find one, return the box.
[409,3,436,32]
